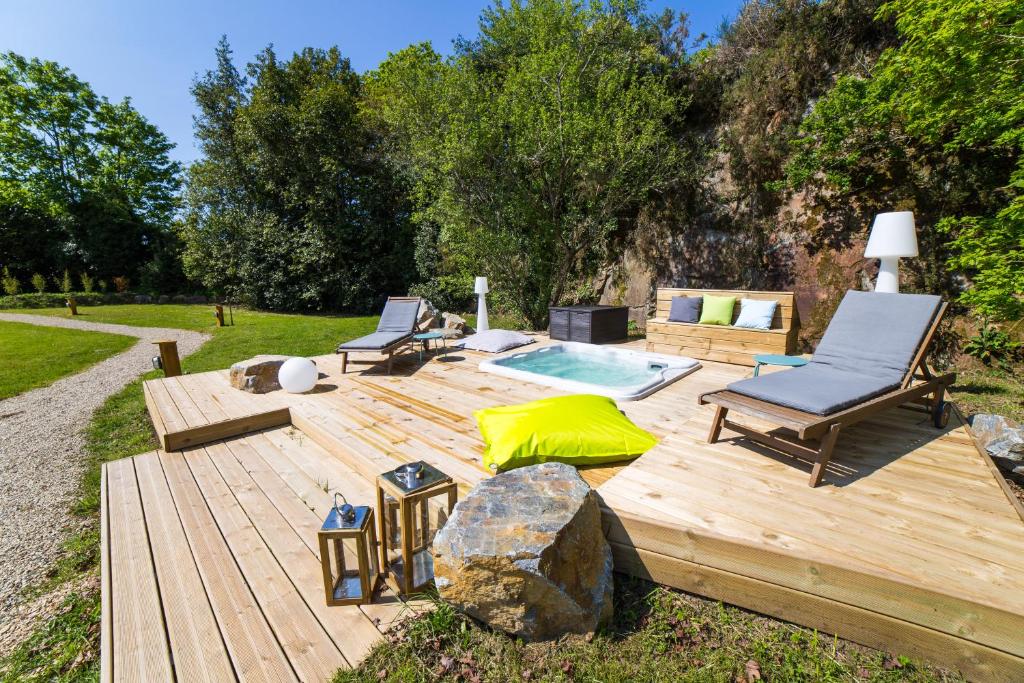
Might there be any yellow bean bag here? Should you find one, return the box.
[474,394,658,472]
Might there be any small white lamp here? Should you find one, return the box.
[474,276,490,332]
[279,357,318,393]
[864,211,918,293]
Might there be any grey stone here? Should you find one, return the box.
[432,462,613,641]
[969,413,1024,464]
[228,355,289,393]
[134,294,152,304]
[157,295,170,304]
[186,295,208,304]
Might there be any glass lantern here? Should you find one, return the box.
[318,494,380,606]
[375,461,457,595]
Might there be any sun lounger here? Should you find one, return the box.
[336,296,421,374]
[698,290,956,486]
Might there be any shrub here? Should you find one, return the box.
[964,323,1021,368]
[98,279,108,293]
[30,273,47,293]
[2,267,21,295]
[111,276,130,293]
[80,272,94,293]
[60,269,73,293]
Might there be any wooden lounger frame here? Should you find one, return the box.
[336,296,419,375]
[699,302,956,487]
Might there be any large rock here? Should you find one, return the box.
[970,414,1024,483]
[432,462,613,641]
[229,355,288,394]
[441,312,474,335]
[416,299,439,332]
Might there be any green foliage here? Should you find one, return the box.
[79,271,94,293]
[366,0,688,328]
[180,38,414,312]
[1,266,20,295]
[786,0,1024,318]
[0,52,183,291]
[963,323,1022,368]
[60,269,73,293]
[30,272,46,293]
[337,579,952,682]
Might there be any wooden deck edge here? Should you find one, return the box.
[99,464,113,683]
[610,542,1024,683]
[161,408,292,452]
[953,403,1024,524]
[600,506,1024,660]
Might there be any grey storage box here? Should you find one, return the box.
[549,305,629,344]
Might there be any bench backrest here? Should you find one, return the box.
[655,288,798,332]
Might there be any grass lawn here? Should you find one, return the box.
[0,321,136,400]
[337,580,953,683]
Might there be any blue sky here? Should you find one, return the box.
[0,0,743,165]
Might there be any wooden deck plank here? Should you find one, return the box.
[133,451,237,682]
[104,457,174,682]
[157,450,297,683]
[99,465,113,683]
[202,441,384,666]
[233,432,416,630]
[182,446,348,681]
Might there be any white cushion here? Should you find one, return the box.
[455,329,536,353]
[733,299,778,329]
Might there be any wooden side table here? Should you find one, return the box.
[375,461,457,595]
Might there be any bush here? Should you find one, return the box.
[1,267,20,295]
[0,291,135,309]
[80,272,94,293]
[30,273,47,293]
[112,276,130,293]
[409,276,474,314]
[60,269,73,293]
[964,323,1022,368]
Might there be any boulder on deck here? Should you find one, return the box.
[229,355,289,394]
[431,462,614,641]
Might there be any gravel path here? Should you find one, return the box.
[0,313,209,640]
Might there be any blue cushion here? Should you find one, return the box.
[734,299,778,330]
[728,365,898,415]
[668,296,701,323]
[337,331,411,350]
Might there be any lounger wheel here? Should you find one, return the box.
[932,400,951,428]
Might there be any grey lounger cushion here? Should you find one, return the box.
[727,290,942,415]
[337,331,411,351]
[376,299,421,333]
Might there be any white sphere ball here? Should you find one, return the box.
[279,357,318,393]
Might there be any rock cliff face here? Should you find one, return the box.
[431,463,614,641]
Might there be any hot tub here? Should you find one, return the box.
[478,342,700,401]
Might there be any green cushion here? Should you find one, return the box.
[474,394,658,472]
[699,294,736,325]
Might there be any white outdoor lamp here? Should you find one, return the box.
[474,276,490,332]
[864,211,918,293]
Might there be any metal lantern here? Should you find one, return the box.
[375,461,457,595]
[318,494,380,606]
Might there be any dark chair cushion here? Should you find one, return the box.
[337,331,411,351]
[727,365,899,416]
[811,290,941,384]
[726,290,943,416]
[668,296,702,323]
[377,299,420,333]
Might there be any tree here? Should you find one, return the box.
[365,0,686,328]
[786,0,1024,319]
[181,39,414,311]
[0,52,182,289]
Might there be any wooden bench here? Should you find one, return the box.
[645,288,800,366]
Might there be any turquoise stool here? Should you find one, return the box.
[413,331,446,362]
[753,353,808,377]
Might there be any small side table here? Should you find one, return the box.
[413,331,446,362]
[753,353,809,377]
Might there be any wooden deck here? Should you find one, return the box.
[105,337,1024,682]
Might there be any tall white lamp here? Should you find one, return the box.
[474,276,490,332]
[864,211,918,293]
